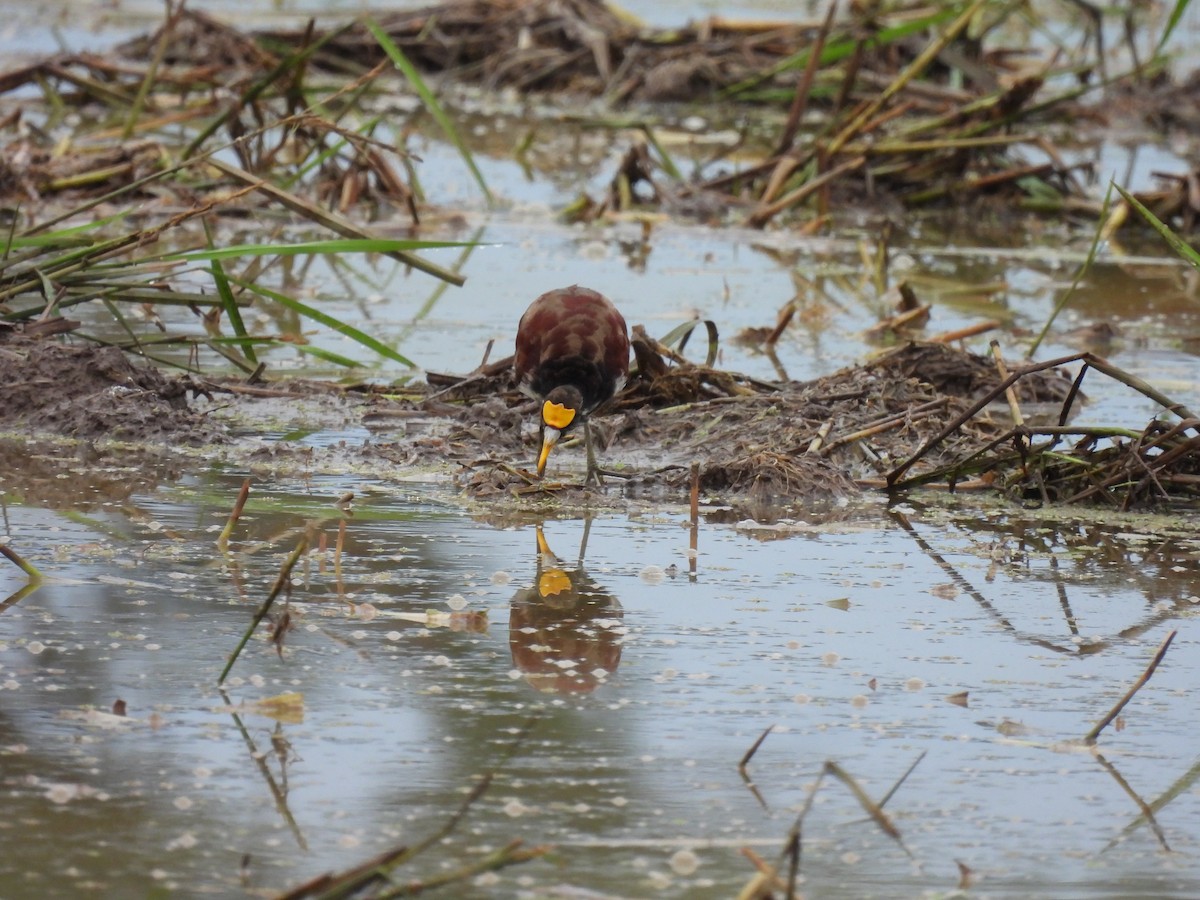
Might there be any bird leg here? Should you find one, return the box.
[583,419,630,487]
[584,420,602,486]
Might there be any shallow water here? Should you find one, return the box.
[3,2,1200,898]
[3,471,1200,898]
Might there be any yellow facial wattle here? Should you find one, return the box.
[542,399,577,431]
[538,569,571,598]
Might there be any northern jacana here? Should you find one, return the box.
[514,285,630,484]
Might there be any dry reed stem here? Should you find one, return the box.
[928,319,1002,343]
[824,0,989,158]
[739,724,774,772]
[886,350,1199,488]
[206,158,463,285]
[334,518,346,589]
[1083,629,1176,745]
[746,155,865,227]
[765,296,797,345]
[735,848,787,900]
[989,341,1025,429]
[218,534,310,685]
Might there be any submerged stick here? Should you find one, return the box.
[2,581,43,610]
[739,724,774,773]
[824,761,907,849]
[773,755,913,896]
[1083,629,1176,745]
[334,518,346,587]
[689,461,700,579]
[392,842,550,897]
[765,295,798,345]
[218,535,310,686]
[220,688,309,851]
[0,543,42,580]
[876,750,927,810]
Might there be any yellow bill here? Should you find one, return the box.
[536,427,560,477]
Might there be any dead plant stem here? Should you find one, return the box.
[990,341,1025,428]
[218,478,252,550]
[739,724,774,772]
[0,543,42,580]
[218,534,309,686]
[1083,629,1176,745]
[824,0,988,158]
[207,158,463,285]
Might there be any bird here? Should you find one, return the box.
[514,285,630,484]
[509,523,623,694]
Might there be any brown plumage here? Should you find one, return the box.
[514,286,630,482]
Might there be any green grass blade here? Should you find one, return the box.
[6,212,132,251]
[724,5,959,96]
[1113,181,1200,269]
[157,237,476,263]
[366,17,493,206]
[293,344,364,368]
[280,133,351,190]
[394,226,483,345]
[1027,183,1113,358]
[642,126,683,181]
[212,258,257,366]
[1155,0,1192,57]
[230,275,415,367]
[204,218,257,366]
[123,3,174,140]
[100,295,147,357]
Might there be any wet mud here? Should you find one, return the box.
[0,331,217,445]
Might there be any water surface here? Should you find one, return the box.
[3,473,1199,897]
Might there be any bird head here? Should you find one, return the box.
[537,385,583,477]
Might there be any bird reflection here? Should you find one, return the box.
[509,522,623,694]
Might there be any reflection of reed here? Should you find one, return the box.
[1105,753,1200,853]
[219,688,307,852]
[890,508,1187,656]
[509,523,623,694]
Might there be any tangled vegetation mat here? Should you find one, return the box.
[3,324,1197,513]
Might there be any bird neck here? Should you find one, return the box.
[534,359,613,412]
